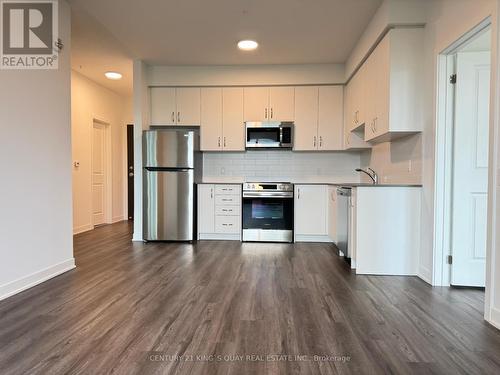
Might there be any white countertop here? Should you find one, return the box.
[199,178,422,187]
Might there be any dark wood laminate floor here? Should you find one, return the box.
[1,222,500,374]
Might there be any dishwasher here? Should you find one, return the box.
[335,187,352,259]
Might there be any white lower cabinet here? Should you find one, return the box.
[350,187,421,275]
[197,184,241,240]
[294,185,330,242]
[327,186,338,243]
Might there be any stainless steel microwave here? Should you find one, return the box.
[245,121,293,149]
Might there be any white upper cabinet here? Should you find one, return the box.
[344,82,371,150]
[200,88,223,151]
[244,87,295,121]
[269,87,295,121]
[244,87,269,121]
[364,28,424,142]
[294,86,319,151]
[200,87,244,151]
[222,88,245,151]
[294,86,343,151]
[150,87,176,125]
[150,87,200,126]
[318,86,343,150]
[176,88,201,126]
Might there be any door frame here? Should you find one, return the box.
[433,18,493,287]
[91,118,112,227]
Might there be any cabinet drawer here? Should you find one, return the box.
[215,185,241,196]
[215,195,240,205]
[215,205,240,216]
[215,215,240,234]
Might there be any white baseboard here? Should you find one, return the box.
[294,235,332,243]
[73,224,93,235]
[488,307,500,330]
[198,233,241,241]
[112,216,126,223]
[0,259,76,301]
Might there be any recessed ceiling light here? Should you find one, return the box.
[238,40,258,51]
[105,71,122,80]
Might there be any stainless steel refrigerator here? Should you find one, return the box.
[143,129,202,241]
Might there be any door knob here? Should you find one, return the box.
[129,173,134,177]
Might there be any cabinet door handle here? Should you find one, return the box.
[218,137,221,147]
[177,111,180,123]
[319,136,323,148]
[271,108,273,119]
[210,188,213,198]
[223,137,226,147]
[171,111,175,123]
[265,108,268,119]
[313,136,317,148]
[297,188,300,199]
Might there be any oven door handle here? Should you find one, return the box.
[242,192,294,198]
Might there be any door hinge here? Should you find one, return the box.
[447,255,453,265]
[450,74,457,84]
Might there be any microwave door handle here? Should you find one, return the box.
[279,127,283,146]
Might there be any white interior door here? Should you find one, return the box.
[451,51,491,287]
[92,122,107,226]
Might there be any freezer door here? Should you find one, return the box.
[143,130,194,168]
[143,169,194,241]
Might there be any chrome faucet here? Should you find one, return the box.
[355,168,378,185]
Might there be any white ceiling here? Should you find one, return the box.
[69,0,382,95]
[71,5,133,96]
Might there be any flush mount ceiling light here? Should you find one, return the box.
[105,71,122,80]
[237,40,258,51]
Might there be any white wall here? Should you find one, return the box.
[71,71,132,234]
[203,151,361,183]
[0,1,74,300]
[149,64,345,86]
[345,0,428,79]
[360,134,422,185]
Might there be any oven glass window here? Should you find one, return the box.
[252,201,284,219]
[243,197,293,230]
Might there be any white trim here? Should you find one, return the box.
[73,223,94,235]
[433,19,492,287]
[417,266,432,284]
[198,233,241,241]
[294,235,332,243]
[0,259,76,301]
[112,216,126,223]
[489,307,500,330]
[485,2,500,325]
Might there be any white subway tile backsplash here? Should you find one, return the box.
[203,151,362,182]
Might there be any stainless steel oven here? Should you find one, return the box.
[245,121,293,149]
[242,182,294,243]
